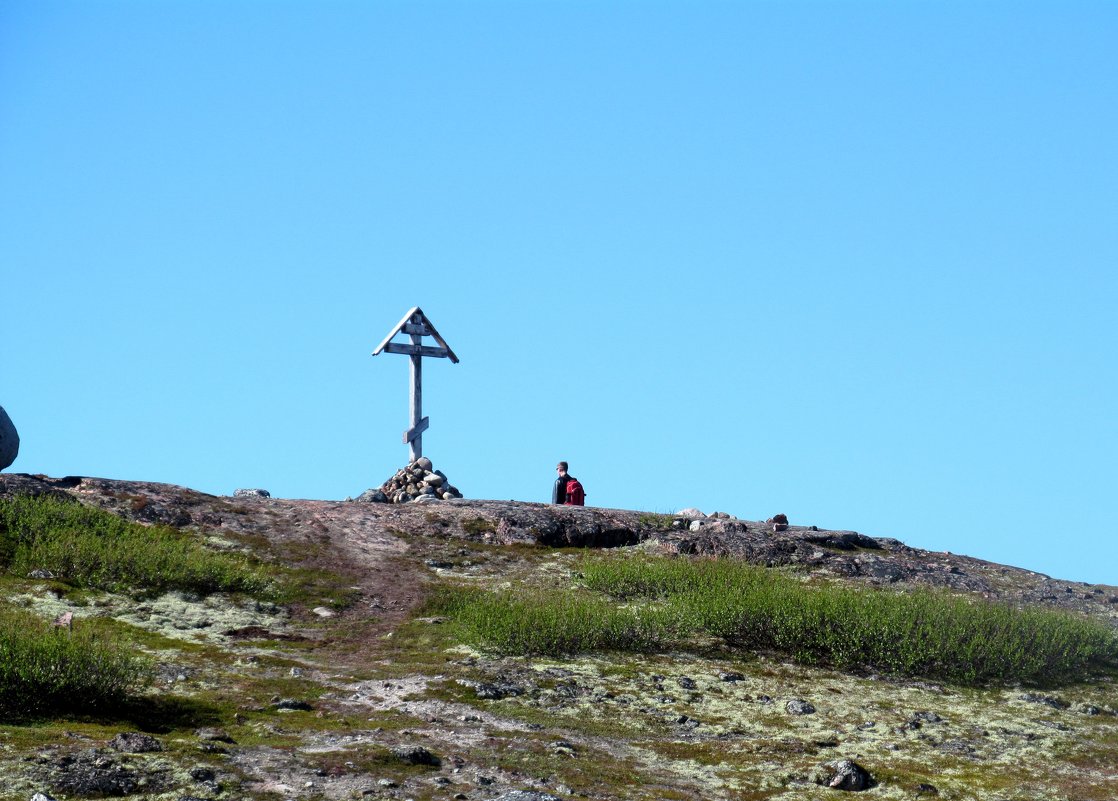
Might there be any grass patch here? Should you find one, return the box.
[0,603,149,716]
[439,556,1118,686]
[0,494,272,597]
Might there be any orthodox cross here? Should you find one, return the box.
[372,307,459,461]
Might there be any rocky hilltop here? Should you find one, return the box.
[1,472,1116,801]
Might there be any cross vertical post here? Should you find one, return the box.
[409,325,423,461]
[372,307,459,462]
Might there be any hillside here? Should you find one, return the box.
[1,472,1116,801]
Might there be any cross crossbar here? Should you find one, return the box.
[372,307,459,461]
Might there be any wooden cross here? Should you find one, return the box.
[372,307,459,461]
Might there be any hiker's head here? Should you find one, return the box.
[556,461,568,476]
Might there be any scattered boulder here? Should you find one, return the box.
[392,745,440,766]
[677,508,706,518]
[1019,693,1069,709]
[233,488,270,498]
[474,682,525,700]
[48,752,139,796]
[108,732,163,753]
[814,758,872,791]
[787,699,816,715]
[273,698,313,711]
[0,405,18,471]
[194,727,235,743]
[767,513,789,532]
[354,458,463,504]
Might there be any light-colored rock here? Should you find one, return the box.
[311,606,336,618]
[689,520,703,532]
[415,457,433,471]
[233,488,270,498]
[0,405,18,471]
[677,507,705,518]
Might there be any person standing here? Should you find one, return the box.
[552,462,572,504]
[552,461,586,505]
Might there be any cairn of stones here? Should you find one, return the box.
[355,457,462,504]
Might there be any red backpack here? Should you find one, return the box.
[565,478,586,506]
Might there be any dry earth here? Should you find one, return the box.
[1,473,1116,801]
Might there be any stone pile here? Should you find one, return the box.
[355,457,462,504]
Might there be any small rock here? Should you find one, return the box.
[354,489,389,503]
[677,508,705,518]
[392,745,439,766]
[787,699,816,715]
[378,778,398,788]
[1019,693,1069,709]
[27,569,56,579]
[189,767,216,782]
[195,727,235,743]
[273,698,313,711]
[915,783,939,796]
[475,682,524,700]
[689,520,703,532]
[415,457,433,470]
[814,758,872,791]
[31,793,57,801]
[719,671,744,682]
[108,732,163,753]
[676,676,697,690]
[312,606,337,618]
[233,488,270,498]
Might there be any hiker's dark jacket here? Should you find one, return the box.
[553,474,575,504]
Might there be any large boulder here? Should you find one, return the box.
[0,406,18,470]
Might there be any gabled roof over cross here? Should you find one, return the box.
[372,306,460,363]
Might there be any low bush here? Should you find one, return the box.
[444,556,1118,686]
[0,603,149,715]
[0,494,272,596]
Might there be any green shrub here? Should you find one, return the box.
[0,494,272,596]
[445,555,1118,686]
[0,603,149,715]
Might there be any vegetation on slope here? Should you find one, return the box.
[440,555,1118,686]
[0,494,271,596]
[0,494,275,715]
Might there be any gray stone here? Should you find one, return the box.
[312,606,336,618]
[689,520,703,532]
[415,457,433,471]
[354,489,388,503]
[233,488,270,498]
[108,732,163,753]
[392,745,439,766]
[677,507,705,518]
[424,472,445,487]
[273,698,313,711]
[0,405,18,470]
[814,758,872,791]
[413,494,441,504]
[786,699,816,715]
[475,682,524,700]
[32,792,58,801]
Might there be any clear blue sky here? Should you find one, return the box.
[2,1,1115,585]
